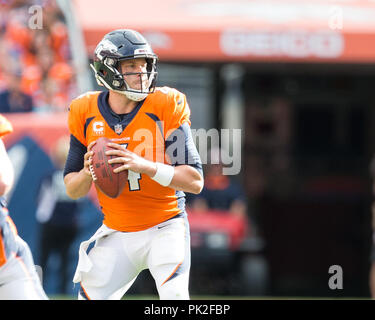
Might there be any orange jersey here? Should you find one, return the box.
[68,87,191,232]
[0,114,13,138]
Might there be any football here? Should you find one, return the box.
[89,137,128,198]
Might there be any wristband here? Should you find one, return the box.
[151,163,174,187]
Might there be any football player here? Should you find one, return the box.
[64,29,204,300]
[0,114,48,300]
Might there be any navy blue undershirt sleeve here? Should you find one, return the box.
[63,134,87,177]
[165,122,203,177]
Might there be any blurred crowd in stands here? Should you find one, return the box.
[0,0,76,113]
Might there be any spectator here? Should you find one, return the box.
[187,147,247,217]
[0,68,33,113]
[36,135,84,294]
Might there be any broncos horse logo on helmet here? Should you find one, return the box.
[90,29,158,102]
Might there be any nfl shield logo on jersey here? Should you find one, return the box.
[114,124,123,135]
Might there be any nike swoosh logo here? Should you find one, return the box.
[158,224,170,229]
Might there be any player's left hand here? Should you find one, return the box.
[106,142,157,177]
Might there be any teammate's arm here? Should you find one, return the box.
[63,136,95,200]
[0,139,14,196]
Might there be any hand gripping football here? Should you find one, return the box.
[89,137,128,198]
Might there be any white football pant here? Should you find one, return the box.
[76,216,190,300]
[0,236,48,300]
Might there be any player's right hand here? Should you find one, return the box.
[83,140,96,179]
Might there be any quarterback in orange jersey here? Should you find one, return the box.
[0,114,48,300]
[64,29,203,300]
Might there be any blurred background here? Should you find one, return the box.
[1,0,375,299]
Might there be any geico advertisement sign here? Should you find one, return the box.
[220,30,344,58]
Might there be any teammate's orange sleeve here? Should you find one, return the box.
[0,114,13,138]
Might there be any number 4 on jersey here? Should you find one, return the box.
[128,170,141,191]
[121,143,141,191]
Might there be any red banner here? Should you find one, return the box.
[2,112,69,154]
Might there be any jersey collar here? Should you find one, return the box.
[97,91,145,135]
